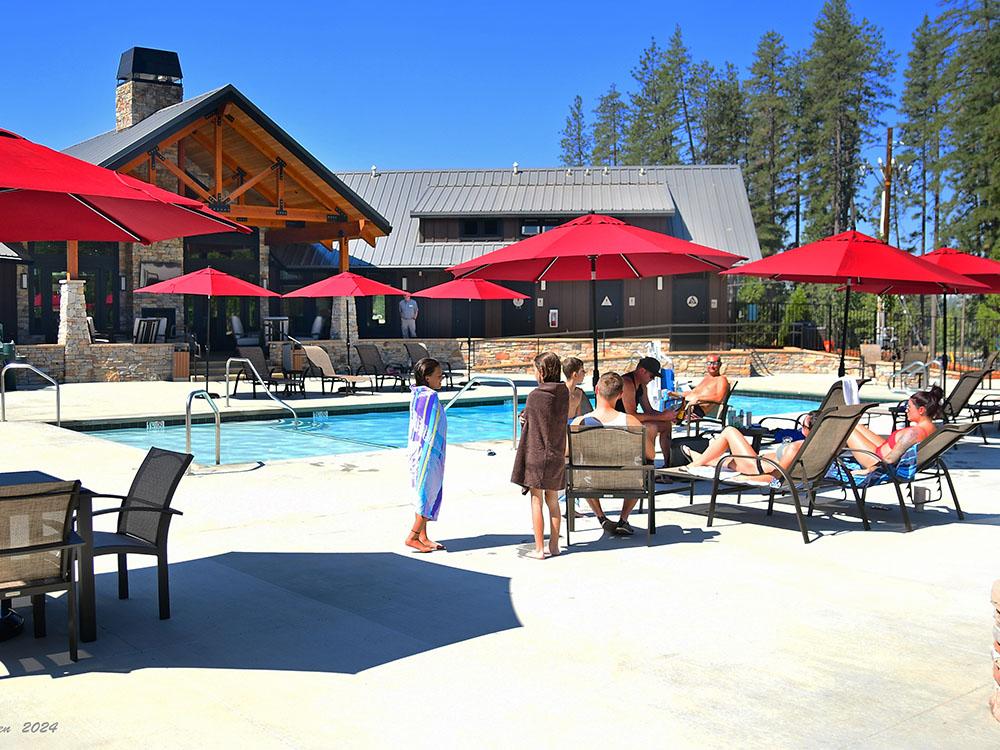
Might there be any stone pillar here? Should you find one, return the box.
[330,297,359,343]
[58,279,92,382]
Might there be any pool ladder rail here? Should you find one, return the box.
[186,390,222,466]
[444,375,519,449]
[223,357,299,422]
[1,362,60,426]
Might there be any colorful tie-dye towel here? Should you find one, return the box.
[408,386,447,520]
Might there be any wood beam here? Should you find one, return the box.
[265,222,361,245]
[360,220,379,248]
[226,116,348,216]
[187,130,279,204]
[117,117,212,175]
[276,162,286,214]
[227,162,279,204]
[318,240,334,251]
[338,235,349,273]
[228,205,351,223]
[214,110,224,200]
[152,150,213,201]
[67,240,79,280]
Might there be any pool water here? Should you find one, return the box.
[88,394,819,465]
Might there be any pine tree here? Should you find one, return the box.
[784,53,809,247]
[940,0,1000,258]
[746,31,795,254]
[591,84,627,166]
[559,95,592,167]
[899,15,949,254]
[664,25,710,164]
[700,63,750,167]
[801,0,894,240]
[623,39,680,165]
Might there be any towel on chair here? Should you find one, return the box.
[408,385,447,520]
[511,381,569,491]
[841,376,861,406]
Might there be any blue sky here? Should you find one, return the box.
[3,0,940,174]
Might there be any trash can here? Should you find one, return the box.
[1,342,17,391]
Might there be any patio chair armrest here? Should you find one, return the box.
[710,453,793,488]
[835,448,900,480]
[0,532,85,557]
[756,416,801,429]
[91,506,183,518]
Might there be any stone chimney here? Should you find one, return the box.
[115,47,183,131]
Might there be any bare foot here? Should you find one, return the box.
[420,537,445,550]
[405,534,434,553]
[572,509,585,519]
[548,541,561,557]
[525,549,547,560]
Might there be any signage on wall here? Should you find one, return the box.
[600,296,612,307]
[548,309,559,328]
[686,295,699,308]
[512,298,524,308]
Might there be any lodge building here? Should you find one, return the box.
[1,47,761,361]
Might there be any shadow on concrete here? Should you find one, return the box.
[564,522,720,552]
[0,551,521,680]
[439,534,533,552]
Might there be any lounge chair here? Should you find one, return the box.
[684,379,739,436]
[758,377,871,434]
[824,421,979,532]
[658,403,875,544]
[354,343,409,391]
[302,345,373,394]
[88,448,193,620]
[565,424,655,545]
[234,346,285,398]
[403,342,467,388]
[0,480,83,661]
[888,368,999,440]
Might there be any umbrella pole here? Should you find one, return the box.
[205,294,212,386]
[345,297,351,372]
[942,293,948,386]
[590,256,599,387]
[838,285,851,378]
[467,298,473,377]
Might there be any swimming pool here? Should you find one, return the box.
[87,393,820,465]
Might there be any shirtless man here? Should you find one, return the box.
[615,357,676,462]
[571,372,652,535]
[668,354,729,420]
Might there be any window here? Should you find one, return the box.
[461,220,479,238]
[482,219,500,237]
[371,295,386,324]
[459,218,503,240]
[519,218,565,238]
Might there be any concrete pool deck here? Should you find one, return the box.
[1,372,987,426]
[1,403,999,747]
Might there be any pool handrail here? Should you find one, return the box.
[1,362,60,426]
[445,375,518,449]
[224,357,298,422]
[186,389,221,465]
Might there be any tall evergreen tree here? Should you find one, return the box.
[700,63,750,167]
[899,15,949,254]
[664,25,710,164]
[559,95,592,167]
[784,53,809,247]
[940,0,1000,258]
[591,84,627,166]
[801,0,894,240]
[746,31,795,254]
[623,39,680,165]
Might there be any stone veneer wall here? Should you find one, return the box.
[11,345,66,386]
[116,80,183,131]
[15,343,175,384]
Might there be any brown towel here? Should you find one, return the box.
[511,381,569,491]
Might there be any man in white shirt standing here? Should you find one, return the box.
[399,293,419,338]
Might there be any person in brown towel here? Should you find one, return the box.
[512,351,569,559]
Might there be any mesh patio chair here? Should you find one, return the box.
[822,422,978,532]
[302,346,373,395]
[758,377,871,434]
[403,342,467,388]
[87,448,193,620]
[660,404,874,544]
[234,346,285,398]
[565,424,655,545]
[685,379,739,436]
[888,368,999,441]
[354,343,409,391]
[0,480,83,661]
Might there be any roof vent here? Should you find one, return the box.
[512,161,519,175]
[116,47,182,85]
[639,166,646,175]
[370,164,378,178]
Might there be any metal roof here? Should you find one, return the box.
[0,243,28,263]
[62,85,391,236]
[269,243,372,270]
[410,183,674,217]
[340,166,761,268]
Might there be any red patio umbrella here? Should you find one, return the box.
[0,129,249,243]
[413,278,530,373]
[448,214,744,384]
[136,267,278,384]
[283,271,406,370]
[722,231,988,376]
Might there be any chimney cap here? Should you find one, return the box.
[117,47,182,84]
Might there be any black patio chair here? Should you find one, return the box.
[888,368,999,441]
[87,448,193,620]
[234,346,285,398]
[685,379,740,436]
[565,424,655,545]
[403,342,467,388]
[0,480,83,661]
[354,343,409,391]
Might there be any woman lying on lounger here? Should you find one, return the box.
[681,414,815,483]
[844,385,942,469]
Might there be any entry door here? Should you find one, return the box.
[501,281,535,336]
[451,298,485,340]
[595,280,623,336]
[671,274,709,350]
